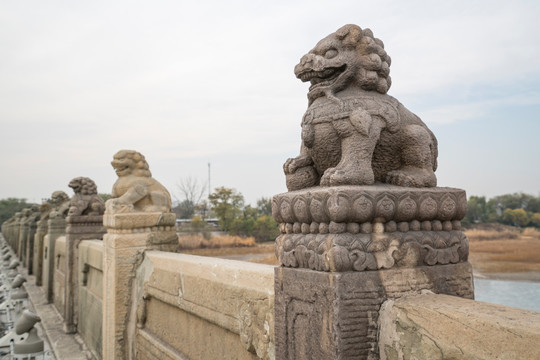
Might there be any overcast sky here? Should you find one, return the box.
[1,0,539,206]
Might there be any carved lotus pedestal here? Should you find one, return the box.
[272,185,474,360]
[102,212,176,360]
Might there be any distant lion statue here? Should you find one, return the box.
[49,190,71,219]
[106,150,172,214]
[284,24,438,191]
[67,177,105,216]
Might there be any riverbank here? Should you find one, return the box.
[466,225,540,283]
[181,225,540,282]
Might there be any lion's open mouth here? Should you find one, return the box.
[297,65,346,90]
[112,161,130,174]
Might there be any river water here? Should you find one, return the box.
[474,278,540,312]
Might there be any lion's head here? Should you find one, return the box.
[294,24,391,104]
[50,191,70,207]
[68,177,98,195]
[39,202,52,214]
[111,150,152,178]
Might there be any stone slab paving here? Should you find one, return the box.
[22,268,93,360]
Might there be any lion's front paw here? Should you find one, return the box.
[105,198,134,214]
[321,164,374,187]
[320,167,337,186]
[285,166,319,191]
[386,167,436,188]
[283,155,314,175]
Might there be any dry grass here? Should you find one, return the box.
[466,226,540,274]
[179,225,540,273]
[177,235,210,250]
[522,227,540,239]
[465,227,519,242]
[252,254,280,265]
[178,234,256,250]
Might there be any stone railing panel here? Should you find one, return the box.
[53,236,67,317]
[78,240,104,360]
[135,252,275,360]
[378,292,540,360]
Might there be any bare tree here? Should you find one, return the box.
[173,177,207,219]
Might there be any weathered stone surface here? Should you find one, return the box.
[33,202,52,286]
[66,177,106,216]
[63,214,105,334]
[42,191,70,302]
[274,23,475,360]
[283,24,438,191]
[43,217,66,303]
[273,185,468,272]
[378,292,540,360]
[53,236,67,317]
[105,150,172,214]
[275,263,474,360]
[21,257,94,360]
[24,204,41,273]
[103,211,177,360]
[48,190,70,220]
[17,208,32,262]
[135,252,275,360]
[78,240,104,359]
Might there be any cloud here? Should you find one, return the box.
[1,0,539,204]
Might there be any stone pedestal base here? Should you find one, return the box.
[275,263,474,360]
[273,185,468,272]
[102,212,176,360]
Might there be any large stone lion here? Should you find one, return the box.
[284,24,438,191]
[67,177,105,216]
[106,150,172,213]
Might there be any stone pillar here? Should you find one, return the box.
[273,185,474,359]
[102,212,177,360]
[43,217,66,303]
[33,219,48,286]
[25,219,38,273]
[63,215,106,334]
[18,219,29,261]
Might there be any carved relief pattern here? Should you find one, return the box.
[273,186,469,272]
[239,299,274,360]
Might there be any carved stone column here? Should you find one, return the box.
[33,218,49,286]
[18,218,29,261]
[273,185,474,359]
[63,215,106,334]
[43,217,66,303]
[102,212,177,360]
[25,217,39,273]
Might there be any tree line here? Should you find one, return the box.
[3,190,539,241]
[173,179,279,243]
[465,193,540,228]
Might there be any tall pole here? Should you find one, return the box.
[208,162,211,198]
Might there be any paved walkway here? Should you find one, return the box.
[23,268,93,360]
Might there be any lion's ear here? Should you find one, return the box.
[336,24,363,47]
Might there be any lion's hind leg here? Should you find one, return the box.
[386,124,437,188]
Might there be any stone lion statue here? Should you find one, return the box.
[67,177,105,216]
[106,150,172,213]
[48,191,70,219]
[284,24,438,191]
